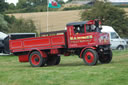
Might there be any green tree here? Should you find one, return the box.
[66,0,72,3]
[0,0,8,13]
[17,0,28,9]
[81,1,128,37]
[8,3,16,10]
[8,18,36,33]
[17,0,47,9]
[57,0,65,4]
[29,0,47,5]
[0,14,8,32]
[2,15,37,33]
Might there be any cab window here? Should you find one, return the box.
[86,25,96,32]
[86,24,101,32]
[111,32,119,39]
[73,24,85,34]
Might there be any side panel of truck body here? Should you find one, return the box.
[10,35,65,53]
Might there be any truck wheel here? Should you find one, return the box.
[99,50,112,64]
[82,49,98,66]
[54,56,61,65]
[117,45,124,50]
[46,55,61,66]
[29,51,46,67]
[46,55,56,66]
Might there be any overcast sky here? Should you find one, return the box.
[6,0,69,5]
[6,0,18,5]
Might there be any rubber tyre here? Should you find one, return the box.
[54,56,61,65]
[99,50,112,64]
[82,49,99,66]
[46,55,61,66]
[46,55,57,66]
[29,51,46,67]
[117,45,124,50]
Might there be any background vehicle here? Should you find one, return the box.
[0,32,9,54]
[3,20,112,67]
[0,32,36,54]
[101,26,127,50]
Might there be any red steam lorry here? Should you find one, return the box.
[8,20,112,67]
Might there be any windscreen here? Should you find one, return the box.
[73,24,85,34]
[111,32,119,39]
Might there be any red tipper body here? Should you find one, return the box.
[10,35,65,53]
[9,20,112,67]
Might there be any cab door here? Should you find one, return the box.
[67,24,92,48]
[110,32,120,49]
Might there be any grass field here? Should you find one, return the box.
[0,50,128,85]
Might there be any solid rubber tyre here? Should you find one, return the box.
[29,51,46,67]
[46,55,61,66]
[82,49,99,66]
[46,55,57,66]
[117,45,124,50]
[99,50,112,64]
[54,56,61,65]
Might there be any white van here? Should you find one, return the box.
[101,26,127,50]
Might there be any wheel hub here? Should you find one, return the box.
[85,52,94,64]
[35,58,39,62]
[31,54,40,65]
[87,56,91,60]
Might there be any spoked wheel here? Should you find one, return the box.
[29,51,46,67]
[46,55,61,66]
[82,49,99,66]
[99,50,112,64]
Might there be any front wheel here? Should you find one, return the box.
[82,49,99,66]
[99,50,112,64]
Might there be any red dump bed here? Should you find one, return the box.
[10,34,65,53]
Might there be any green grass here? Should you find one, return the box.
[0,50,128,85]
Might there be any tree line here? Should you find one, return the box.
[81,1,128,37]
[0,0,36,34]
[5,0,65,13]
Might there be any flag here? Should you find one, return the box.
[48,0,61,8]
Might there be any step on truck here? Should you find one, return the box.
[7,20,112,67]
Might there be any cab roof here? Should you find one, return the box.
[67,21,88,26]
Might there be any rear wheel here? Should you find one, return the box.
[99,50,112,64]
[29,51,46,67]
[46,55,61,66]
[82,49,99,66]
[55,56,61,65]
